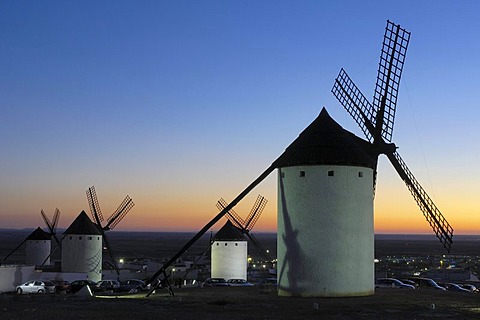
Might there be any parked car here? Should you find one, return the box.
[95,279,121,292]
[70,280,98,293]
[440,282,471,293]
[375,278,415,289]
[226,279,254,287]
[259,277,277,286]
[16,280,55,294]
[407,277,446,291]
[120,279,150,292]
[202,278,229,287]
[51,280,71,293]
[461,284,479,293]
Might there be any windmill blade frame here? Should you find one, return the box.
[387,151,453,251]
[100,228,120,278]
[87,186,104,223]
[373,20,410,142]
[246,232,272,262]
[41,209,53,231]
[216,198,245,229]
[332,68,375,142]
[105,195,135,230]
[41,209,61,245]
[244,195,268,231]
[52,208,60,231]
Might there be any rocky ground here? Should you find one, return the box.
[1,286,480,320]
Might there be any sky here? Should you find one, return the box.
[1,1,480,235]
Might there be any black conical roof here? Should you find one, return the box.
[64,211,102,235]
[213,220,246,241]
[273,108,377,169]
[26,227,51,240]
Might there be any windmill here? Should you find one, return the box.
[86,186,135,278]
[216,195,271,262]
[1,209,60,266]
[331,20,453,251]
[144,20,454,298]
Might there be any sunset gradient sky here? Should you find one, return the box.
[1,1,480,234]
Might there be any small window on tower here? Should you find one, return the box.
[225,243,228,246]
[358,171,363,178]
[328,170,334,176]
[69,236,72,240]
[88,236,92,240]
[299,171,305,177]
[216,243,219,246]
[79,236,82,240]
[97,237,100,240]
[235,243,238,246]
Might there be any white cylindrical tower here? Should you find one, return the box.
[274,108,377,297]
[25,227,51,266]
[211,221,248,281]
[61,211,102,282]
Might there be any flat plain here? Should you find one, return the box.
[2,230,480,319]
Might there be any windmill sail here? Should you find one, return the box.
[217,195,271,262]
[388,152,453,251]
[373,20,410,142]
[86,186,135,278]
[331,20,453,252]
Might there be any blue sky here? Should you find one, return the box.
[1,1,479,233]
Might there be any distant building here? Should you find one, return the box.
[25,227,51,266]
[211,221,247,281]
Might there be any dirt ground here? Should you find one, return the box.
[2,286,480,320]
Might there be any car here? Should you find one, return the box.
[51,280,71,293]
[226,279,254,287]
[259,277,277,286]
[375,278,415,289]
[16,280,56,294]
[407,277,446,291]
[120,279,150,292]
[440,282,471,293]
[401,279,419,288]
[70,280,99,293]
[461,284,479,293]
[202,278,229,287]
[95,279,121,292]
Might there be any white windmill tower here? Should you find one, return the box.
[274,107,377,296]
[211,220,247,281]
[61,210,103,282]
[25,227,52,266]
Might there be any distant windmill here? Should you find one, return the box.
[331,20,453,251]
[86,186,134,278]
[1,208,60,266]
[216,195,271,262]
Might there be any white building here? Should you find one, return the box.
[61,211,103,282]
[211,221,247,281]
[25,227,51,266]
[274,108,376,297]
